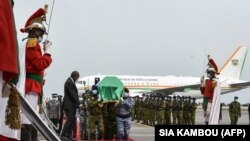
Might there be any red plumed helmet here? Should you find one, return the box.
[208,55,220,75]
[20,8,47,33]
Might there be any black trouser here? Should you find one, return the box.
[61,108,76,138]
[50,118,59,132]
[21,124,38,141]
[58,110,64,134]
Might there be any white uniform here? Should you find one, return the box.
[0,40,26,140]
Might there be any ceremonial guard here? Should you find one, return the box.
[200,55,220,125]
[20,7,53,140]
[0,1,21,140]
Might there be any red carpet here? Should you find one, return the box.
[64,118,134,141]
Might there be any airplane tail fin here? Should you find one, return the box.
[219,46,248,80]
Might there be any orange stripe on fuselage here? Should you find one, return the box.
[219,46,242,73]
[125,85,175,88]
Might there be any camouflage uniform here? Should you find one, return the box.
[79,95,90,140]
[164,97,172,125]
[189,98,197,125]
[142,96,150,125]
[176,97,183,125]
[229,98,241,125]
[171,96,178,125]
[87,95,104,140]
[157,97,165,125]
[149,97,156,126]
[182,97,188,125]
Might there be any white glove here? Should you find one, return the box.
[44,40,52,54]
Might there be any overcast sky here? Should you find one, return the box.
[13,0,250,104]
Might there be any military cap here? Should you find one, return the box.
[52,93,58,97]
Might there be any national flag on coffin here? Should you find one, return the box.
[97,76,125,102]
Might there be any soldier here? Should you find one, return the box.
[189,97,197,125]
[0,1,20,140]
[87,87,104,140]
[157,97,165,125]
[171,96,178,125]
[142,95,150,125]
[47,93,60,129]
[229,96,241,125]
[149,96,155,126]
[248,103,250,125]
[182,97,188,125]
[164,96,172,125]
[20,7,53,141]
[134,96,139,122]
[200,55,220,125]
[79,92,90,140]
[176,96,183,125]
[57,95,63,134]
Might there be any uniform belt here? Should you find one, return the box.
[26,73,43,85]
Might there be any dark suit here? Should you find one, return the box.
[61,77,80,138]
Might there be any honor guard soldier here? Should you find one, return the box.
[229,96,241,125]
[200,55,220,125]
[20,7,53,141]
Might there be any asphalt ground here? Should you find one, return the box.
[38,107,250,141]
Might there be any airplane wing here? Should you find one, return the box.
[151,84,200,95]
[229,81,250,88]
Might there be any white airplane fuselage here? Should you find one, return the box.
[76,46,250,98]
[76,75,248,98]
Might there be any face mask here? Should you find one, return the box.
[124,92,129,97]
[92,90,97,94]
[38,36,43,43]
[207,73,211,78]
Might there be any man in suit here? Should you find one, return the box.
[60,71,81,141]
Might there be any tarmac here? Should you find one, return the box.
[38,106,250,141]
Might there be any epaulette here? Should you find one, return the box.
[26,38,37,48]
[212,80,217,87]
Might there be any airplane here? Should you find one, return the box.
[76,46,250,98]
